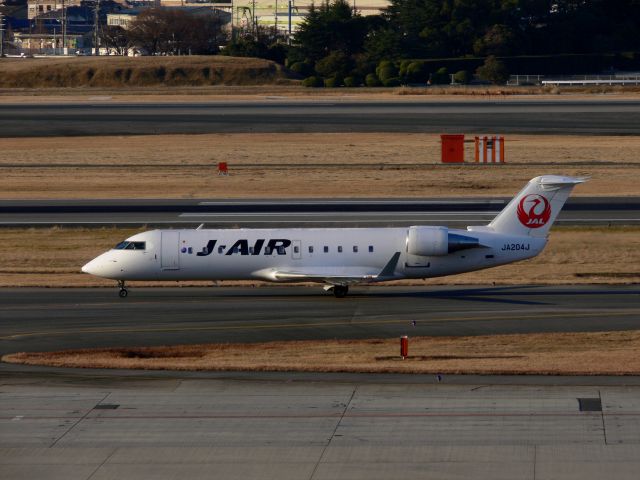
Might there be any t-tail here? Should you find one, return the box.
[487,175,588,237]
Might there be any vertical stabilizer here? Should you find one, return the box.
[487,175,587,237]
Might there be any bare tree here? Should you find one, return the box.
[128,8,228,55]
[100,25,131,55]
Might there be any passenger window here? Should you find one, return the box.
[265,247,272,255]
[353,246,358,253]
[323,246,329,253]
[338,246,343,253]
[309,246,314,253]
[369,245,374,253]
[218,245,225,254]
[249,247,255,255]
[278,246,285,254]
[294,246,299,254]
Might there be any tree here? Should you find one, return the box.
[128,8,227,55]
[315,50,352,78]
[429,66,449,85]
[223,25,287,64]
[476,55,509,84]
[453,69,471,84]
[288,0,369,66]
[473,24,516,56]
[100,26,131,56]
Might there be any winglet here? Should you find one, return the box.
[378,252,401,278]
[196,223,205,230]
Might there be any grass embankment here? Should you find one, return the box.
[6,330,640,375]
[0,226,638,287]
[0,56,296,88]
[1,133,640,198]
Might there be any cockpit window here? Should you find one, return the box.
[114,241,146,250]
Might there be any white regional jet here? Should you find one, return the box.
[82,175,585,298]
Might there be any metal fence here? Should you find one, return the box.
[509,74,640,86]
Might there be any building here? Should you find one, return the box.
[107,5,231,30]
[27,0,81,20]
[229,0,389,33]
[13,30,86,52]
[106,9,137,28]
[153,0,389,34]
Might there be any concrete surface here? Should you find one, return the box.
[3,374,640,479]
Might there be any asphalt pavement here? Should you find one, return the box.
[2,285,640,357]
[0,197,637,227]
[3,99,640,136]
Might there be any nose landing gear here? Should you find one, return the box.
[117,280,128,298]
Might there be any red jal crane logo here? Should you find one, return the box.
[517,194,551,228]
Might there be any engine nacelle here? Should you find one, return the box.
[407,226,482,256]
[407,226,449,256]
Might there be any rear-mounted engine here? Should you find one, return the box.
[407,226,480,256]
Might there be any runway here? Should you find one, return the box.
[3,99,640,136]
[2,285,640,357]
[1,197,638,226]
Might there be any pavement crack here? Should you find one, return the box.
[85,447,117,480]
[309,385,357,480]
[49,392,110,447]
[600,389,609,445]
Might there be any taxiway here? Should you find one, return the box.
[0,197,637,226]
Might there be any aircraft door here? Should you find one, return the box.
[292,240,302,260]
[161,231,180,270]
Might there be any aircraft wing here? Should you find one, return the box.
[253,252,402,285]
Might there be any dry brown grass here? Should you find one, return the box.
[0,226,638,287]
[6,330,640,375]
[1,133,639,198]
[0,56,295,88]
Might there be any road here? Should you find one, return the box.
[0,197,638,227]
[3,99,640,136]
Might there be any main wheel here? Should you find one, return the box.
[333,285,348,298]
[119,288,128,298]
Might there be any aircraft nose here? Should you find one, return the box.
[81,258,99,275]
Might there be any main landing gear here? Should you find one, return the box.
[332,285,349,298]
[117,280,128,298]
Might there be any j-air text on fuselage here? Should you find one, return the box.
[82,175,587,298]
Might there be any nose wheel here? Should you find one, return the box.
[117,280,128,298]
